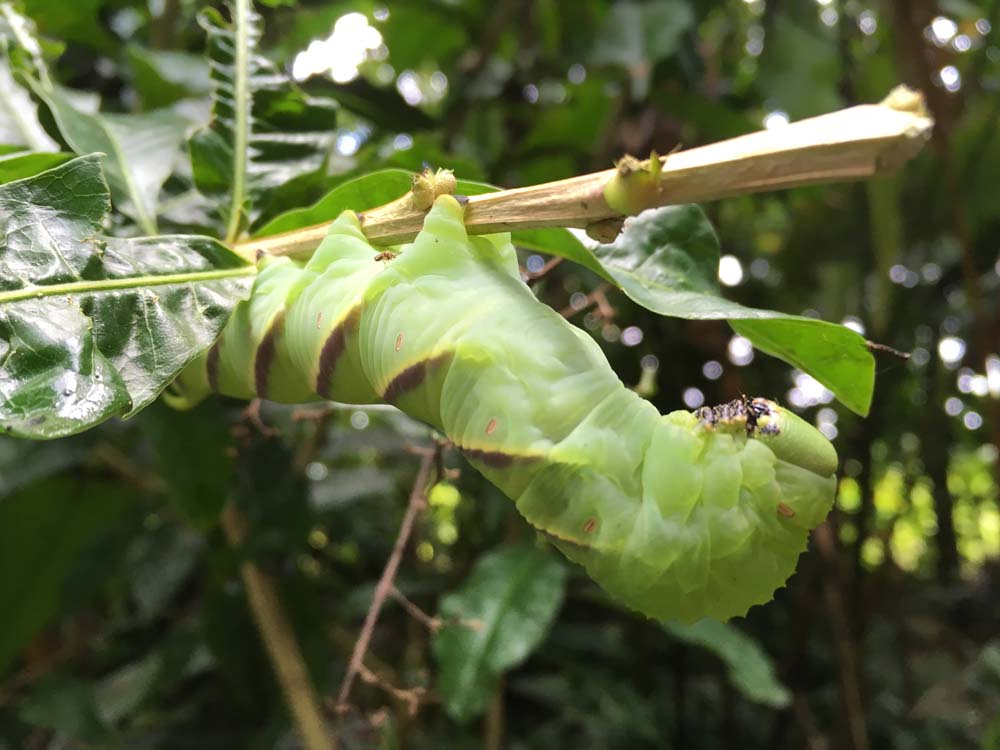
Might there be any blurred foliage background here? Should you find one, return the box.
[2,0,1000,748]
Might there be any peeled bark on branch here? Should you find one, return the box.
[236,86,932,260]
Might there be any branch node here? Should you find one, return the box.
[604,150,665,216]
[585,218,625,243]
[411,167,457,210]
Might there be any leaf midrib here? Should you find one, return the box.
[0,265,256,305]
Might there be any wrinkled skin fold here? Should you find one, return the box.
[174,196,838,622]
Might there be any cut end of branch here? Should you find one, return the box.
[880,85,931,119]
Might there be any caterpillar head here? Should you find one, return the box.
[695,396,838,478]
[533,396,838,623]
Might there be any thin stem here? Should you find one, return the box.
[225,0,251,244]
[334,445,439,712]
[220,504,333,750]
[390,587,442,631]
[559,282,613,319]
[236,88,933,260]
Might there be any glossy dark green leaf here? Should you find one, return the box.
[0,155,255,439]
[433,543,567,723]
[664,619,791,708]
[592,205,875,415]
[191,4,338,242]
[0,478,132,676]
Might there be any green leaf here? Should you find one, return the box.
[26,83,190,234]
[590,1,695,98]
[0,58,56,150]
[18,676,111,741]
[663,619,791,708]
[127,46,213,110]
[0,155,255,439]
[520,79,616,155]
[0,435,90,496]
[0,148,70,182]
[124,523,205,625]
[592,205,874,415]
[433,543,567,723]
[363,133,487,182]
[20,0,113,53]
[378,4,469,71]
[143,400,234,527]
[192,3,338,242]
[254,169,416,236]
[511,227,613,282]
[2,5,189,233]
[0,477,132,676]
[757,14,842,119]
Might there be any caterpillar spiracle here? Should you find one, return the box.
[173,196,838,622]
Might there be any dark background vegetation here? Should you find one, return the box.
[2,0,1000,748]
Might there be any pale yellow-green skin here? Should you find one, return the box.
[175,196,838,622]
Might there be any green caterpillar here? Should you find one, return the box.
[173,196,838,622]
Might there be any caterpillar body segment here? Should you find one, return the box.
[174,196,837,622]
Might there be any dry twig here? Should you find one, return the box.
[356,662,429,717]
[334,445,440,712]
[560,282,615,320]
[389,587,484,633]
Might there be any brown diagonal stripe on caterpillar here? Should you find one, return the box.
[315,307,361,398]
[381,353,452,403]
[253,311,285,399]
